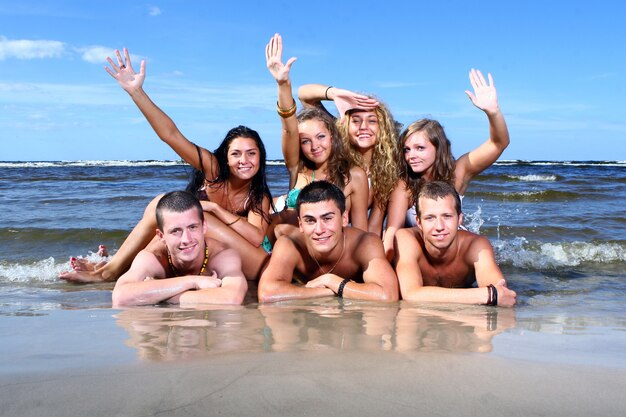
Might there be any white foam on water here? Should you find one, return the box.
[506,174,558,182]
[0,252,110,283]
[494,238,626,268]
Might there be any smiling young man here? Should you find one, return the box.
[258,181,398,303]
[112,191,247,307]
[394,181,516,306]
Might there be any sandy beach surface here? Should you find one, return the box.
[1,304,625,417]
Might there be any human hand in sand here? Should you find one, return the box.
[266,33,297,85]
[330,88,379,121]
[105,48,146,94]
[494,279,517,307]
[465,68,499,116]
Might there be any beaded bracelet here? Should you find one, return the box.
[276,99,297,118]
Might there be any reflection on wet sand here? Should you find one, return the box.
[115,301,517,361]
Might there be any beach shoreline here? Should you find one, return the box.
[3,348,625,417]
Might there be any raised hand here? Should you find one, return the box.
[331,88,379,120]
[465,68,499,115]
[104,48,146,93]
[265,33,296,84]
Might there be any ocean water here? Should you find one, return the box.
[0,160,625,370]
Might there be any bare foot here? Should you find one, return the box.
[97,245,109,257]
[59,269,114,283]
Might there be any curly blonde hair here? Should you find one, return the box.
[337,99,400,210]
[398,119,456,206]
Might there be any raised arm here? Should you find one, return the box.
[105,48,217,177]
[298,84,378,121]
[266,33,300,186]
[455,69,510,194]
[111,250,222,307]
[177,247,247,305]
[258,237,334,302]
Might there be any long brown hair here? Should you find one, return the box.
[398,119,455,205]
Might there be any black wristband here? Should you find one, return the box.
[337,278,350,298]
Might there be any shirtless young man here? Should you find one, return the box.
[258,181,398,303]
[394,181,516,306]
[111,191,247,307]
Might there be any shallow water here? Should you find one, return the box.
[0,160,625,376]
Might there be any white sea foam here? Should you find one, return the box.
[494,238,626,268]
[507,174,558,182]
[0,252,110,283]
[0,257,67,283]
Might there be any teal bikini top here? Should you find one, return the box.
[285,171,315,209]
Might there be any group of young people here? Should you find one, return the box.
[59,34,516,308]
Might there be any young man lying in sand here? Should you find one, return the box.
[258,181,398,303]
[394,181,516,306]
[111,191,247,307]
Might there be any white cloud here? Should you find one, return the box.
[0,36,65,60]
[77,46,117,64]
[76,45,148,66]
[148,6,161,16]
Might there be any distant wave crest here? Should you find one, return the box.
[505,174,558,182]
[0,160,286,168]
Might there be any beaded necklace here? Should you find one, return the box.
[168,245,209,277]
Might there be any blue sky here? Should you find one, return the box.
[1,0,624,161]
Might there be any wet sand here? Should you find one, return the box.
[1,303,625,416]
[2,351,625,417]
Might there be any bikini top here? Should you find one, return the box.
[285,170,315,209]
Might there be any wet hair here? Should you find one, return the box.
[297,108,349,190]
[156,190,204,231]
[296,180,346,215]
[186,125,273,223]
[416,181,462,218]
[399,119,456,206]
[337,98,401,210]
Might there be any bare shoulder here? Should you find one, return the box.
[458,231,494,259]
[349,228,384,255]
[205,236,230,257]
[396,226,421,242]
[348,165,367,182]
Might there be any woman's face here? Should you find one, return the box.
[404,131,437,175]
[298,118,332,165]
[227,137,261,180]
[347,110,379,152]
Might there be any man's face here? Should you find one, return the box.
[417,195,462,251]
[156,208,206,263]
[298,199,348,255]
